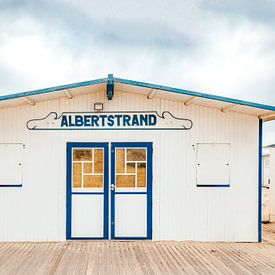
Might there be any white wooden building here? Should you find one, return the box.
[262,151,271,222]
[262,152,271,187]
[262,145,275,223]
[0,74,274,242]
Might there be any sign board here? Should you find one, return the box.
[27,111,193,130]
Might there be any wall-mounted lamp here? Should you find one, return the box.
[94,102,104,111]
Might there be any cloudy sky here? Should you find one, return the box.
[0,0,274,144]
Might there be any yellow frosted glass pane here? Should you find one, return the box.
[73,149,92,161]
[84,175,103,188]
[73,163,82,188]
[84,162,93,173]
[127,149,146,161]
[116,175,135,188]
[126,162,135,173]
[137,163,146,187]
[94,149,103,173]
[116,149,125,173]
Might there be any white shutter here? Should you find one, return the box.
[196,143,230,186]
[0,143,23,186]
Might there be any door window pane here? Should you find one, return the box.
[73,163,82,188]
[73,149,92,161]
[115,147,147,189]
[94,149,103,173]
[116,149,125,173]
[116,175,135,187]
[84,175,103,188]
[72,147,104,189]
[127,149,146,161]
[137,163,146,187]
[84,163,93,174]
[126,162,135,173]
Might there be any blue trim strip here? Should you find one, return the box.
[114,77,275,111]
[111,142,153,240]
[111,144,115,240]
[67,142,107,148]
[71,192,104,195]
[66,142,109,240]
[196,184,230,188]
[71,236,148,240]
[0,78,106,101]
[104,143,109,239]
[258,119,263,242]
[0,184,22,187]
[111,142,152,148]
[147,143,153,240]
[114,192,147,195]
[112,237,148,240]
[69,237,106,240]
[66,143,72,240]
[1,74,274,112]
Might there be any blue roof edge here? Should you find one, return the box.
[0,78,107,101]
[0,75,274,112]
[114,77,275,112]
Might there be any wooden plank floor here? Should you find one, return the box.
[0,229,275,274]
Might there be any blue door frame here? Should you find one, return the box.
[110,142,153,240]
[66,142,109,240]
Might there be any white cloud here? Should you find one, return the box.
[0,0,274,142]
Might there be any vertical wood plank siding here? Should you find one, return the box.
[0,90,258,241]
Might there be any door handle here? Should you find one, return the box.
[110,184,115,191]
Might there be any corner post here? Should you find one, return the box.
[258,119,263,242]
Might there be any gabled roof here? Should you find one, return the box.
[0,74,274,121]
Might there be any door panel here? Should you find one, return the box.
[111,142,152,239]
[115,194,147,237]
[66,142,108,240]
[71,194,103,237]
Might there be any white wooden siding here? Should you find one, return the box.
[0,89,259,241]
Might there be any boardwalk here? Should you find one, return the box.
[0,226,275,274]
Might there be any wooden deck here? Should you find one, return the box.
[0,227,275,274]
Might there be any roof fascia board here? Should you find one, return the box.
[0,78,106,102]
[0,75,274,113]
[114,77,275,112]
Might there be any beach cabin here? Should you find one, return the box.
[0,74,274,242]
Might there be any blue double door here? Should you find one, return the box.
[66,142,152,240]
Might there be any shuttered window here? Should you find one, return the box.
[0,143,23,187]
[196,143,230,187]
